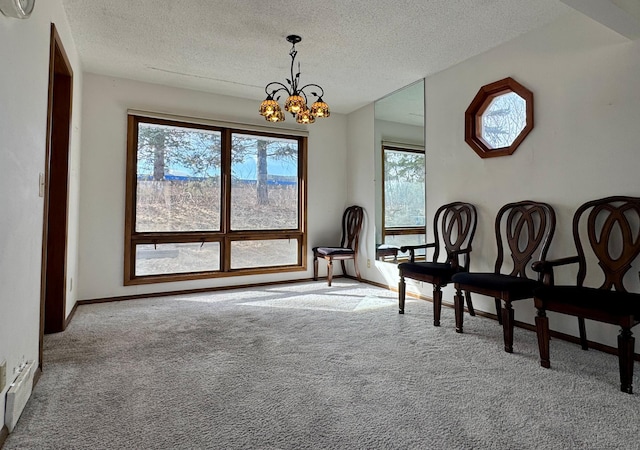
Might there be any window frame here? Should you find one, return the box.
[124,114,308,285]
[464,77,534,158]
[381,144,426,258]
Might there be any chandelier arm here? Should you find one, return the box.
[265,82,292,97]
[299,91,309,106]
[298,83,325,99]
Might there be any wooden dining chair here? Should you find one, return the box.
[532,196,640,393]
[313,205,364,286]
[398,202,478,327]
[451,200,556,353]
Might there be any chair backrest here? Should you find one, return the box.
[340,205,364,251]
[572,196,640,291]
[495,200,556,279]
[432,202,477,270]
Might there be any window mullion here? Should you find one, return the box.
[221,129,232,272]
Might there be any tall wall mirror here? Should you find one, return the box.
[374,79,425,264]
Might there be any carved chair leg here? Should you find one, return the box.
[618,327,635,394]
[340,260,347,278]
[502,301,514,353]
[353,255,361,280]
[433,286,442,327]
[465,291,475,317]
[454,288,464,333]
[494,298,503,325]
[578,317,588,350]
[535,308,551,368]
[327,260,333,287]
[399,276,406,314]
[313,255,318,281]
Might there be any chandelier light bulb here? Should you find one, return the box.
[296,107,315,124]
[266,109,285,123]
[310,99,330,118]
[259,97,281,117]
[285,95,306,114]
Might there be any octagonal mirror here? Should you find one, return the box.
[465,77,533,158]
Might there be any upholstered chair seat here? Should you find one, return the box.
[315,247,355,256]
[535,286,640,316]
[399,261,464,278]
[452,273,542,300]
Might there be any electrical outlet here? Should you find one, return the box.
[367,259,371,268]
[0,359,6,392]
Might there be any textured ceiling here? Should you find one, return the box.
[61,0,570,115]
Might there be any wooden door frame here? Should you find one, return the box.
[39,23,73,366]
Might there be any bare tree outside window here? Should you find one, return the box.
[231,133,299,231]
[480,92,526,149]
[384,149,425,228]
[383,146,426,252]
[136,123,222,232]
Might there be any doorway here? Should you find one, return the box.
[39,24,73,365]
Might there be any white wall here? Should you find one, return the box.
[77,74,348,300]
[0,1,82,429]
[345,104,382,283]
[420,11,640,348]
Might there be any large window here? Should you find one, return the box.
[382,144,426,258]
[125,114,307,284]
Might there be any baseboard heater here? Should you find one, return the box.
[5,360,36,432]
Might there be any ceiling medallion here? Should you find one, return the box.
[259,35,330,124]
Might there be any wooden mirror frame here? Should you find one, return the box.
[464,77,534,159]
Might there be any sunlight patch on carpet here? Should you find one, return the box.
[240,293,396,312]
[173,290,280,304]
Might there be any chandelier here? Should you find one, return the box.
[259,35,330,124]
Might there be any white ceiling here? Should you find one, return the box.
[61,0,573,115]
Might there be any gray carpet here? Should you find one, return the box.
[4,280,640,449]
